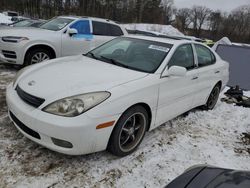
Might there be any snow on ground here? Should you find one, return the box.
[0,13,12,24]
[122,23,184,36]
[0,66,250,188]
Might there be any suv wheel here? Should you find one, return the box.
[25,48,53,66]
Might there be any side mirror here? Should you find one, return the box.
[68,28,78,36]
[162,66,187,77]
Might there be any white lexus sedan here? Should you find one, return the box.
[6,36,229,156]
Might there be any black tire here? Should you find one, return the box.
[108,105,149,157]
[24,48,53,66]
[202,84,221,110]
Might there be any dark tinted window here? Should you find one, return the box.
[195,44,216,67]
[70,20,90,34]
[93,21,123,36]
[93,21,110,35]
[110,24,123,36]
[168,44,195,70]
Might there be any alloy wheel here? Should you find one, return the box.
[118,112,146,152]
[31,52,50,64]
[207,86,220,109]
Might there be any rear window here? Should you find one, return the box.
[93,21,110,35]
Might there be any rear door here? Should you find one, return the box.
[156,44,199,125]
[61,19,93,56]
[193,44,221,106]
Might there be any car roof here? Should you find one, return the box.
[126,35,191,46]
[58,16,118,25]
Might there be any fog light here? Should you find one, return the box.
[51,137,73,148]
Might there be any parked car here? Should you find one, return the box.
[166,165,250,188]
[10,16,29,23]
[10,19,45,28]
[6,36,229,156]
[2,11,18,17]
[0,16,127,66]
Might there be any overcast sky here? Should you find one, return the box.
[174,0,250,12]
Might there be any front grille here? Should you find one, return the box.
[2,50,17,59]
[9,111,41,139]
[16,85,45,108]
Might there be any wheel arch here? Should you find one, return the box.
[113,102,153,133]
[24,44,57,62]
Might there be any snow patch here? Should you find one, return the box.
[123,23,184,36]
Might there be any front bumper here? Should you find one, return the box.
[6,84,120,155]
[0,40,25,65]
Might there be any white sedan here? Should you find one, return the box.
[6,36,229,156]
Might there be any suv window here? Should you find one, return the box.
[93,21,110,35]
[168,44,195,70]
[110,24,123,36]
[92,21,123,36]
[70,20,91,34]
[195,44,216,67]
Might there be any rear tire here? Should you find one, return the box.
[108,106,149,157]
[202,84,221,110]
[24,48,53,66]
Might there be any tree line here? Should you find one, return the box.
[1,0,250,43]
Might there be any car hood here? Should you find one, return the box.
[0,27,56,37]
[18,55,148,101]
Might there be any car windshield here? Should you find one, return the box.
[40,17,74,31]
[85,37,173,73]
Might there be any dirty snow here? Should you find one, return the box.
[0,65,249,188]
[123,23,184,36]
[0,13,12,24]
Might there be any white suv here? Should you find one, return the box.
[0,16,127,66]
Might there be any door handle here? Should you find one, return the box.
[215,71,220,74]
[192,76,198,80]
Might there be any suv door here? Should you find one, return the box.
[61,19,93,56]
[92,21,124,48]
[156,44,199,125]
[193,44,219,106]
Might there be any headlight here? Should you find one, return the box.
[43,92,111,117]
[2,36,29,43]
[13,66,31,86]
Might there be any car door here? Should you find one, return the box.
[91,21,123,49]
[61,19,93,56]
[155,44,199,125]
[192,44,220,106]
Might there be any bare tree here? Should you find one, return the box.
[176,8,191,32]
[190,6,212,37]
[161,0,174,24]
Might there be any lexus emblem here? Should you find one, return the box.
[28,80,36,86]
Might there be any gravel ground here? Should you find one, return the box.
[0,65,249,188]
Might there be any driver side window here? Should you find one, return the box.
[70,20,91,35]
[168,44,195,70]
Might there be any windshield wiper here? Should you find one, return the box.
[100,56,129,69]
[85,52,98,60]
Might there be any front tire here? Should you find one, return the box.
[24,48,53,66]
[202,84,221,110]
[108,106,149,157]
